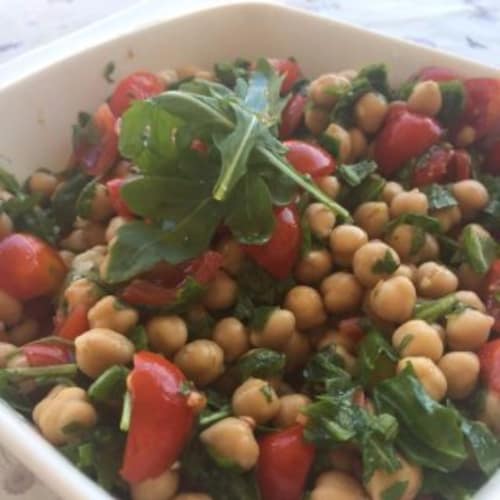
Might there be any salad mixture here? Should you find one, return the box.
[2,57,500,500]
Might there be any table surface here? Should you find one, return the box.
[0,0,499,498]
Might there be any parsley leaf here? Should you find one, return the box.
[461,224,497,275]
[423,183,457,211]
[372,249,399,274]
[337,160,378,187]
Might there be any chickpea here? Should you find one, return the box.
[446,308,493,351]
[390,189,428,218]
[455,290,486,312]
[60,229,88,252]
[81,221,106,247]
[282,330,311,371]
[416,262,458,298]
[87,183,114,222]
[0,289,22,326]
[432,323,446,343]
[59,250,75,267]
[173,495,212,500]
[203,271,238,310]
[212,317,249,362]
[393,264,417,283]
[321,272,363,315]
[131,469,179,500]
[354,91,388,134]
[33,385,97,445]
[0,342,17,368]
[174,340,224,386]
[455,125,476,148]
[338,69,358,80]
[392,319,443,361]
[309,73,350,107]
[348,128,368,162]
[215,237,244,276]
[0,212,13,241]
[316,175,340,199]
[64,278,101,311]
[105,216,127,242]
[29,170,58,198]
[384,224,416,263]
[88,295,138,334]
[146,315,188,357]
[232,378,280,424]
[354,201,389,238]
[329,224,368,267]
[397,357,447,401]
[457,262,484,292]
[250,308,295,349]
[311,470,367,500]
[353,241,401,288]
[369,276,416,324]
[407,80,442,116]
[284,286,326,330]
[452,180,489,219]
[273,394,311,428]
[479,390,500,436]
[366,454,422,500]
[176,64,201,80]
[413,233,439,264]
[304,106,330,135]
[382,181,404,205]
[433,205,461,233]
[317,329,356,353]
[438,352,479,399]
[295,249,333,284]
[324,123,351,163]
[305,203,336,240]
[75,328,134,379]
[9,319,38,346]
[200,417,259,470]
[71,245,106,276]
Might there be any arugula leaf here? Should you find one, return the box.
[423,183,457,211]
[381,481,409,500]
[236,348,285,381]
[337,160,378,187]
[414,294,459,322]
[438,80,466,126]
[372,250,399,274]
[461,224,497,275]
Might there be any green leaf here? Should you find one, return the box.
[372,250,399,274]
[461,224,497,275]
[199,389,232,427]
[438,80,466,126]
[385,213,442,235]
[340,174,386,209]
[76,177,98,219]
[128,325,149,351]
[381,481,409,500]
[423,183,457,211]
[414,294,459,322]
[359,63,392,97]
[236,348,286,380]
[331,78,372,127]
[0,166,21,193]
[214,58,251,87]
[88,365,129,403]
[421,470,473,500]
[337,160,378,187]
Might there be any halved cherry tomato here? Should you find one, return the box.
[257,425,315,500]
[56,304,90,340]
[374,110,442,176]
[412,146,453,187]
[485,140,500,175]
[244,205,301,279]
[22,341,74,367]
[479,339,500,393]
[109,71,165,117]
[121,280,177,307]
[190,138,209,154]
[183,251,223,284]
[279,93,307,139]
[338,317,365,344]
[0,234,66,301]
[106,178,134,218]
[447,149,471,181]
[483,259,500,333]
[269,58,302,95]
[415,66,461,82]
[121,352,194,483]
[284,140,336,178]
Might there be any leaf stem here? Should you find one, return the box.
[3,364,78,378]
[120,391,132,432]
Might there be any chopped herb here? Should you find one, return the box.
[461,224,497,275]
[381,481,409,500]
[236,348,285,381]
[438,80,466,126]
[337,160,378,187]
[128,325,149,351]
[260,383,274,403]
[88,365,129,403]
[414,294,459,322]
[423,183,457,211]
[372,250,399,274]
[385,213,442,235]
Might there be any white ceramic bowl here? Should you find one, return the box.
[1,2,500,498]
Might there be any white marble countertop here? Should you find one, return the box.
[0,0,499,498]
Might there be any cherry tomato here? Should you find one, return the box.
[374,110,442,176]
[257,425,315,500]
[121,352,194,483]
[22,341,74,367]
[279,93,307,139]
[447,149,471,181]
[56,304,90,340]
[109,71,165,117]
[412,146,453,187]
[415,66,461,82]
[284,140,336,178]
[485,140,500,175]
[106,178,134,218]
[243,205,301,279]
[483,259,500,333]
[269,58,302,95]
[479,339,500,393]
[0,234,66,301]
[182,251,223,284]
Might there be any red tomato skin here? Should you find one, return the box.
[257,425,315,500]
[269,58,302,95]
[243,205,301,279]
[284,140,336,178]
[374,111,442,176]
[483,260,500,334]
[183,251,223,284]
[106,178,134,218]
[485,140,500,175]
[447,149,471,181]
[22,342,74,366]
[121,280,177,307]
[109,71,165,117]
[0,234,66,300]
[121,352,194,483]
[279,93,307,139]
[412,146,453,187]
[415,66,461,82]
[479,339,500,393]
[56,304,90,340]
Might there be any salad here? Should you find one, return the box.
[0,56,500,500]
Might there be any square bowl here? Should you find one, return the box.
[0,2,499,499]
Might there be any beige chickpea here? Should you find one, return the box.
[432,323,446,344]
[384,224,417,262]
[200,417,259,470]
[392,319,443,361]
[64,278,101,311]
[295,249,333,284]
[250,308,295,349]
[331,344,358,375]
[212,317,249,362]
[306,203,336,240]
[457,262,484,292]
[0,289,22,326]
[173,495,212,500]
[105,216,127,243]
[353,202,389,238]
[390,189,429,217]
[353,241,401,288]
[174,340,224,386]
[446,308,493,351]
[88,183,114,222]
[146,315,188,357]
[203,271,238,310]
[88,295,138,334]
[479,390,500,436]
[433,205,461,233]
[131,469,179,500]
[282,330,311,371]
[33,385,97,445]
[354,91,388,134]
[75,328,134,379]
[284,286,326,330]
[309,73,350,107]
[59,250,75,267]
[397,357,447,401]
[176,64,201,80]
[321,272,363,315]
[317,329,356,353]
[324,123,351,163]
[232,378,280,424]
[71,245,106,276]
[60,229,88,252]
[416,262,458,298]
[215,237,244,276]
[9,319,38,346]
[329,224,368,267]
[366,454,422,500]
[0,342,17,368]
[382,181,404,205]
[438,352,479,399]
[81,221,106,247]
[452,180,489,219]
[412,233,439,264]
[348,128,368,162]
[273,394,311,428]
[455,125,476,148]
[311,470,367,500]
[369,276,416,324]
[393,264,417,283]
[304,106,330,135]
[315,175,340,199]
[0,212,13,241]
[407,80,442,116]
[29,171,58,198]
[455,290,485,312]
